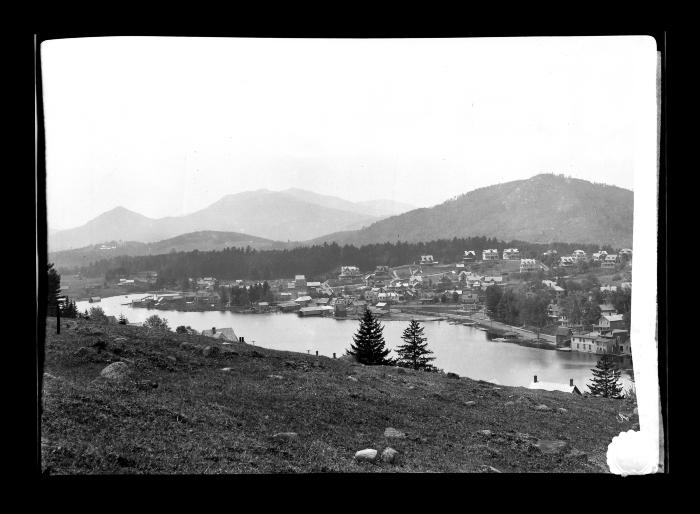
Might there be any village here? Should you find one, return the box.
[83,246,633,360]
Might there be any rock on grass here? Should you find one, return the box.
[354,449,378,463]
[272,432,298,439]
[202,346,221,358]
[534,439,569,455]
[100,362,129,380]
[381,447,400,464]
[384,427,406,438]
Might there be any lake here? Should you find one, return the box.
[76,294,634,390]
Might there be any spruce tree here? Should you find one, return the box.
[395,319,436,371]
[588,354,624,398]
[347,308,392,365]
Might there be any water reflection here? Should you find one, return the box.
[76,294,634,390]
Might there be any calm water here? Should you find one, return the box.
[77,294,634,390]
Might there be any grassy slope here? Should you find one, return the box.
[40,318,637,474]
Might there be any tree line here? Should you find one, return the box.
[71,237,615,283]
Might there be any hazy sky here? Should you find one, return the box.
[41,36,655,230]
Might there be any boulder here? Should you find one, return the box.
[202,346,221,358]
[504,401,515,407]
[272,432,298,439]
[446,372,460,379]
[464,401,477,407]
[354,449,378,463]
[179,342,192,350]
[73,347,91,358]
[268,375,284,380]
[397,368,407,374]
[347,376,358,382]
[100,362,129,380]
[557,407,568,413]
[565,448,587,460]
[381,447,400,465]
[251,350,265,358]
[384,427,406,438]
[91,339,108,351]
[534,439,569,455]
[533,404,551,411]
[477,429,493,436]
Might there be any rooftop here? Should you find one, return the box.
[527,381,580,394]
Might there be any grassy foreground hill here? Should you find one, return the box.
[40,319,637,474]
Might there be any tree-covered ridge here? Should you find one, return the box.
[312,173,633,248]
[73,236,617,283]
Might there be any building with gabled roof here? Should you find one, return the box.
[519,258,539,273]
[527,376,581,395]
[482,249,499,261]
[201,327,238,342]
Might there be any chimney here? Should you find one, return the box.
[239,336,244,343]
[212,327,216,334]
[570,378,574,387]
[534,375,538,383]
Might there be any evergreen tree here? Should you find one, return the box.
[395,320,436,371]
[47,263,61,317]
[60,299,78,318]
[587,354,624,398]
[347,308,392,365]
[118,313,128,325]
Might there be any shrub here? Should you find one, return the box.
[88,306,108,324]
[144,314,170,331]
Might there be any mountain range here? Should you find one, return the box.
[49,174,634,270]
[48,190,415,252]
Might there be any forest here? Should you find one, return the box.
[71,236,615,283]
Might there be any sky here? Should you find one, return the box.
[41,36,656,230]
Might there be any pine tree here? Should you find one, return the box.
[588,354,624,398]
[347,308,392,365]
[395,319,436,371]
[47,263,61,317]
[118,313,128,325]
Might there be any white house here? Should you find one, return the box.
[482,249,499,261]
[559,256,576,268]
[420,255,436,265]
[592,250,608,261]
[572,250,588,262]
[463,250,476,262]
[339,266,362,279]
[519,258,539,273]
[601,254,619,269]
[502,248,520,260]
[527,376,581,395]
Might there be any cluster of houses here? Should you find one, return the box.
[548,297,631,356]
[557,248,632,269]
